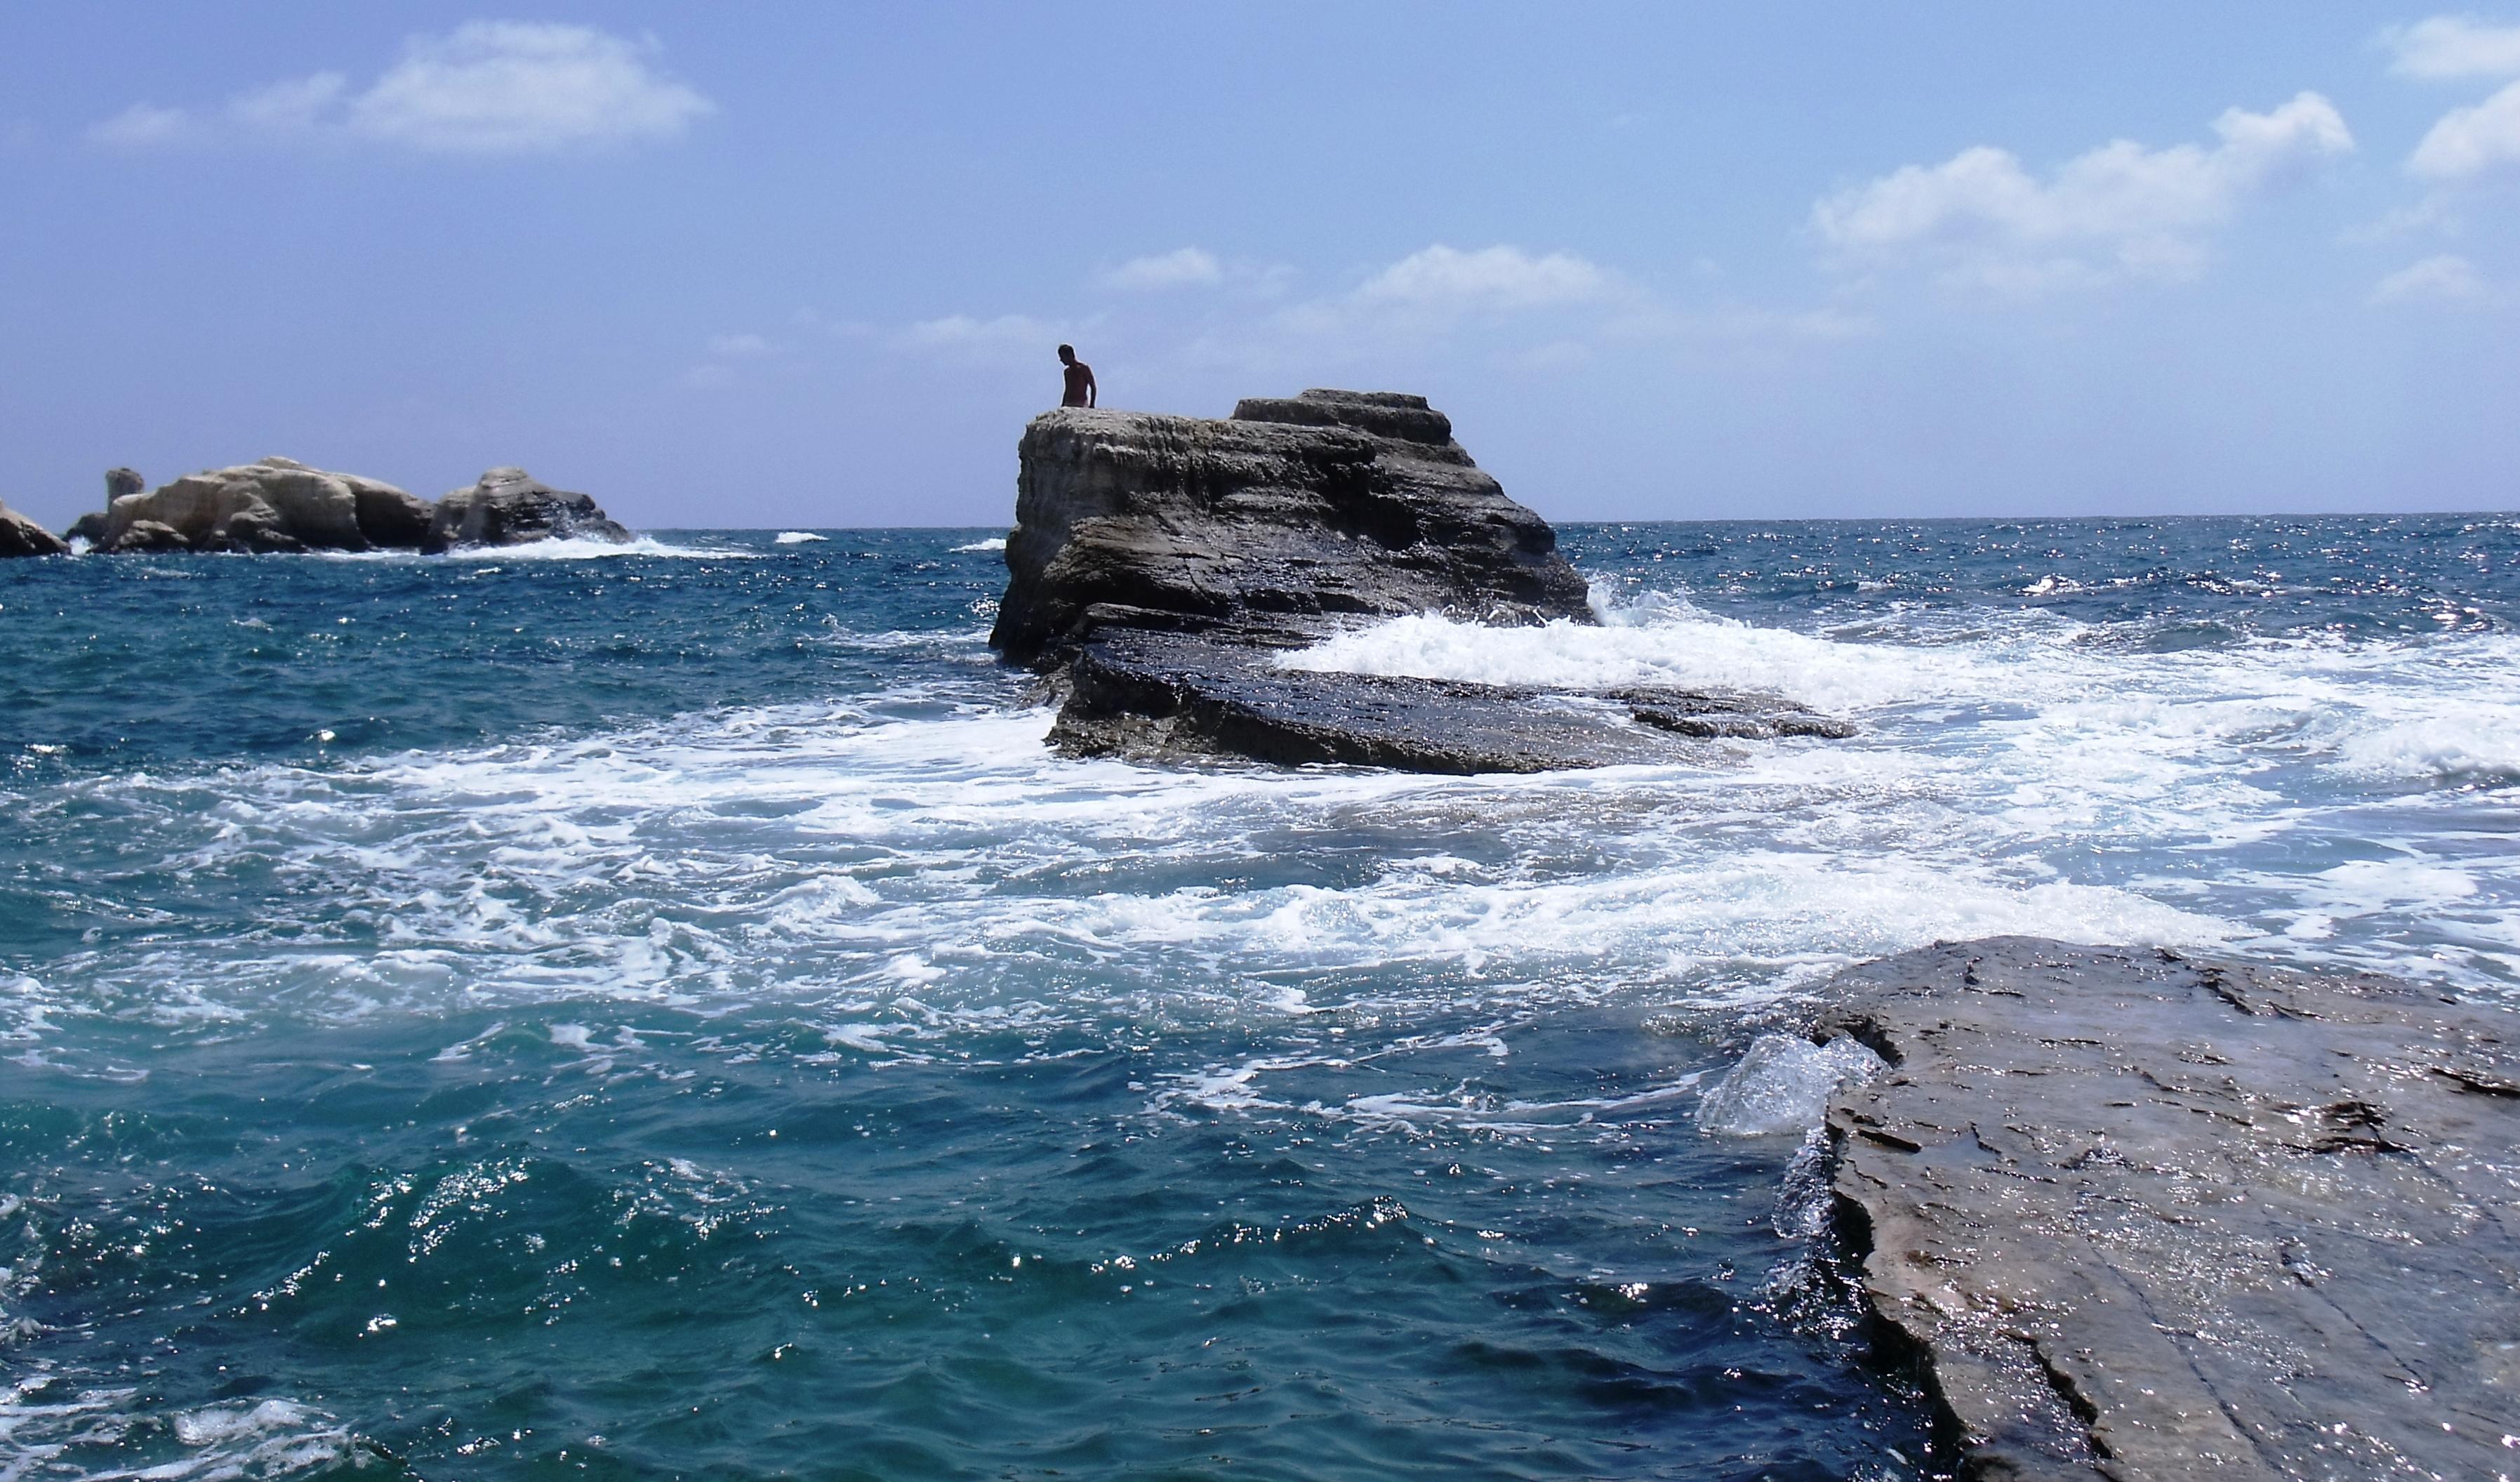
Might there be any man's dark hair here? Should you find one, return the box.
[1056,343,1074,357]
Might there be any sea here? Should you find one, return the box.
[4,515,2516,1481]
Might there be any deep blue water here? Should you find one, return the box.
[4,515,2517,1481]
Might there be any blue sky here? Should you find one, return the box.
[1,4,2514,530]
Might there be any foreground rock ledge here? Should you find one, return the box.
[994,390,1851,772]
[1811,939,2520,1481]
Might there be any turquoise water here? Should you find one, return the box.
[6,517,2517,1480]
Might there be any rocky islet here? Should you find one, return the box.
[993,388,1852,772]
[6,457,629,556]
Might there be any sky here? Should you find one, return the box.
[0,4,2514,531]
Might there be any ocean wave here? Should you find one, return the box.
[773,531,829,545]
[952,536,1007,553]
[9,585,2519,1078]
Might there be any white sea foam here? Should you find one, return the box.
[953,536,1008,553]
[12,589,2519,1093]
[0,1363,357,1481]
[435,536,757,561]
[774,531,829,545]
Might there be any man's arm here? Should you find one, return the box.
[1086,366,1096,408]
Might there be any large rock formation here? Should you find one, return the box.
[0,500,70,557]
[995,390,1849,772]
[424,466,630,551]
[80,459,627,555]
[994,391,1591,665]
[1803,939,2520,1481]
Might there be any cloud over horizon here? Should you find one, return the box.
[1812,93,2354,293]
[88,21,712,155]
[1101,248,1224,291]
[2372,252,2501,306]
[2384,15,2520,79]
[2387,15,2520,182]
[1353,244,1614,311]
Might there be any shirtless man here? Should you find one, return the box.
[1057,344,1096,409]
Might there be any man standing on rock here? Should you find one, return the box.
[1057,344,1096,409]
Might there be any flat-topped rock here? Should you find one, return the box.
[1808,939,2520,1481]
[992,390,1591,667]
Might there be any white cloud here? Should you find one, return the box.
[2384,16,2520,79]
[901,314,1061,349]
[1812,92,2354,291]
[895,314,1085,370]
[88,102,197,150]
[90,22,710,155]
[1355,244,1612,310]
[707,333,774,358]
[2409,79,2520,177]
[2371,252,2498,305]
[1103,248,1223,291]
[349,22,712,152]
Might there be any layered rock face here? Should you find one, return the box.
[72,458,626,555]
[995,390,1848,772]
[0,501,71,557]
[1808,939,2520,1481]
[993,391,1591,666]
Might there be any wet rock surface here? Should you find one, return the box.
[1048,628,1846,772]
[1811,938,2520,1481]
[997,390,1849,772]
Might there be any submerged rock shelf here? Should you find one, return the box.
[1809,939,2520,1481]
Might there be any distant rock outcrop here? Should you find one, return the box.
[91,457,420,553]
[994,390,1851,772]
[79,458,628,555]
[0,501,70,558]
[423,467,630,552]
